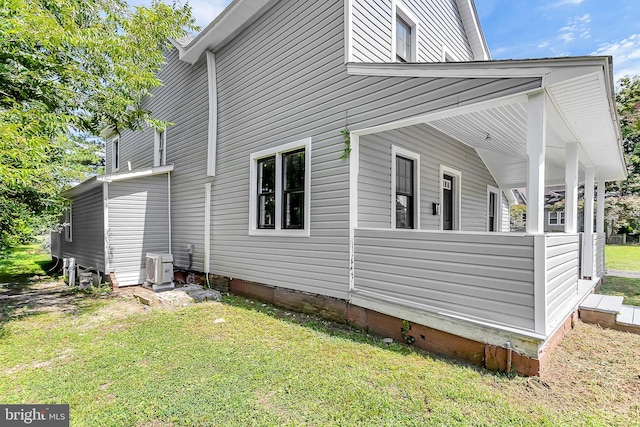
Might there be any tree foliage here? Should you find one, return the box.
[0,0,195,249]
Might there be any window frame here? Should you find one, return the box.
[249,138,311,237]
[487,185,501,232]
[64,204,73,242]
[154,129,167,167]
[391,0,419,62]
[439,164,462,231]
[391,146,420,230]
[111,136,120,172]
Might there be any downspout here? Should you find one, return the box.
[167,172,172,254]
[102,182,110,277]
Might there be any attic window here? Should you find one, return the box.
[396,17,411,62]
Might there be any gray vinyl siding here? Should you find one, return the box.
[107,174,171,286]
[351,0,474,63]
[210,0,540,300]
[59,188,105,271]
[358,123,499,231]
[107,49,210,271]
[354,228,536,330]
[594,232,606,278]
[545,234,579,330]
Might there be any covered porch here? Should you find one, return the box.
[346,57,625,368]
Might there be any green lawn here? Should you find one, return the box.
[605,244,640,272]
[1,246,639,426]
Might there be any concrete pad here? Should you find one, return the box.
[580,294,603,310]
[617,306,635,325]
[596,295,624,314]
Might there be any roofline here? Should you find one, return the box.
[456,0,491,60]
[62,165,174,198]
[178,0,273,64]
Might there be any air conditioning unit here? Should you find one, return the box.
[145,253,174,292]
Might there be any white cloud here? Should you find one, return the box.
[538,41,550,49]
[542,0,584,10]
[558,14,591,44]
[591,34,640,80]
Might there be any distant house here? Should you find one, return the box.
[51,0,626,376]
[510,186,585,233]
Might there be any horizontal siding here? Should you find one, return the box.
[594,232,606,278]
[210,0,541,300]
[107,174,170,286]
[545,234,579,330]
[59,188,105,271]
[351,0,473,63]
[354,228,536,330]
[358,123,499,231]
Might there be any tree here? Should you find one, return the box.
[610,76,640,196]
[0,0,196,250]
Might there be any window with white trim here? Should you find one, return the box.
[64,204,72,242]
[392,1,419,62]
[154,129,166,167]
[250,139,311,236]
[392,146,420,229]
[111,136,120,171]
[548,210,565,226]
[487,186,500,232]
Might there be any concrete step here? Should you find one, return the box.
[579,295,640,335]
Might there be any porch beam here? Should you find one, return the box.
[583,167,595,278]
[596,176,605,234]
[526,91,547,234]
[564,142,579,234]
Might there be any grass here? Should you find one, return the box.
[1,246,640,426]
[605,245,640,272]
[599,276,640,306]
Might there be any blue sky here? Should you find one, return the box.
[129,0,640,80]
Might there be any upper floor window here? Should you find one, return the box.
[111,137,120,171]
[392,1,419,62]
[549,210,565,226]
[250,138,311,236]
[154,129,167,167]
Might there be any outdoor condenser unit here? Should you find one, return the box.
[145,253,175,292]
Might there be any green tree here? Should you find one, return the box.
[0,0,195,250]
[611,76,640,196]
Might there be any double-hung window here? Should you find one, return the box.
[250,139,311,236]
[549,210,565,226]
[392,1,419,62]
[64,204,73,242]
[392,146,420,229]
[396,17,412,62]
[111,137,120,171]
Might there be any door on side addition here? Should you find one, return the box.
[442,174,454,230]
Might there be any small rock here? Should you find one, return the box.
[383,338,393,344]
[214,318,226,324]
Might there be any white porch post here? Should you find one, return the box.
[526,91,547,234]
[564,142,579,234]
[583,167,595,278]
[596,177,605,234]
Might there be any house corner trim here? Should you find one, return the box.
[206,51,218,177]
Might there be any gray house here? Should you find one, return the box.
[52,0,626,375]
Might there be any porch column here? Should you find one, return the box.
[564,142,579,234]
[583,167,595,278]
[526,91,547,234]
[596,176,605,234]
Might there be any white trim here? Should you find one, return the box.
[391,146,420,229]
[64,204,73,242]
[344,0,353,63]
[454,0,490,60]
[391,0,419,62]
[441,46,455,62]
[154,128,167,167]
[533,234,547,335]
[110,136,120,172]
[167,173,172,254]
[97,165,174,184]
[348,133,360,292]
[439,165,462,231]
[103,182,110,273]
[204,182,211,273]
[596,177,605,234]
[486,185,500,232]
[249,138,311,237]
[206,51,218,177]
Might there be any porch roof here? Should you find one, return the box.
[348,57,626,187]
[63,165,174,198]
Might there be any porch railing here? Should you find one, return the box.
[353,228,580,336]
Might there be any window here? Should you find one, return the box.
[154,129,167,167]
[392,1,419,62]
[64,204,72,242]
[250,139,311,236]
[487,186,500,232]
[111,137,120,171]
[392,146,420,229]
[549,210,565,226]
